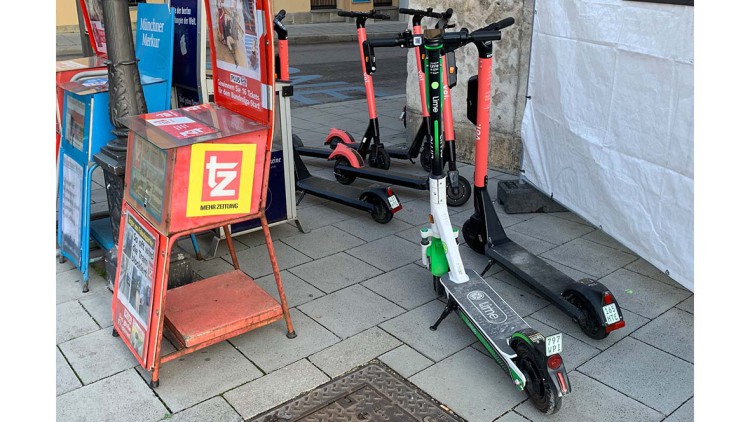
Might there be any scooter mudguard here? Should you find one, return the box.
[563,278,625,331]
[425,238,450,277]
[324,128,355,145]
[510,328,571,397]
[329,143,365,168]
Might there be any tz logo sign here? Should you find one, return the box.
[203,152,241,200]
[187,144,257,217]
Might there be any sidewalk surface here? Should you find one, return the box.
[55,20,694,422]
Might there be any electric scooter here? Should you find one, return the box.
[416,23,570,414]
[460,22,626,340]
[284,9,471,206]
[271,10,403,224]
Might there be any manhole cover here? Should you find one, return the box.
[249,360,464,421]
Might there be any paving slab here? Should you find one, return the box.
[234,222,306,248]
[296,203,359,231]
[168,397,242,422]
[78,288,114,328]
[393,199,435,226]
[484,273,550,318]
[509,214,596,246]
[224,359,330,420]
[57,255,76,273]
[664,398,693,422]
[379,299,478,362]
[175,231,251,262]
[59,328,139,385]
[582,229,635,254]
[253,270,324,308]
[578,337,694,415]
[57,348,81,396]
[346,235,422,272]
[410,347,526,422]
[529,304,649,350]
[230,308,340,373]
[494,412,530,422]
[309,327,402,378]
[632,308,694,363]
[57,369,168,422]
[56,267,109,304]
[547,211,594,227]
[598,268,692,319]
[333,213,414,242]
[522,317,600,370]
[282,225,365,259]
[233,241,312,279]
[57,300,99,344]
[515,371,663,422]
[288,252,381,293]
[361,263,440,310]
[189,254,236,279]
[378,344,433,378]
[145,341,263,412]
[298,284,404,339]
[506,229,558,256]
[541,238,638,278]
[625,258,689,291]
[676,295,694,314]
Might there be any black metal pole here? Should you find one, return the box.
[93,0,148,286]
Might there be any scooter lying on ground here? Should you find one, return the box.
[460,20,626,340]
[414,22,570,414]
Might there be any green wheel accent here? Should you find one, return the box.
[458,311,525,391]
[426,238,449,277]
[511,332,535,347]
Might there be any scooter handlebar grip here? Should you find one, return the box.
[372,13,391,20]
[490,17,515,31]
[274,9,286,21]
[368,36,403,48]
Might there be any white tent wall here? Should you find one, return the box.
[521,0,694,289]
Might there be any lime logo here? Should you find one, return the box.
[431,82,439,89]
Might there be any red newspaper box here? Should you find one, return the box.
[112,0,295,387]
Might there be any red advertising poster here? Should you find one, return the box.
[144,110,218,140]
[206,0,270,122]
[81,0,108,56]
[113,208,160,366]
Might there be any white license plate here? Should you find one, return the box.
[545,333,563,356]
[603,303,621,325]
[387,195,400,209]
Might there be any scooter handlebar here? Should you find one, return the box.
[338,10,391,20]
[399,7,452,21]
[274,9,286,22]
[368,32,410,48]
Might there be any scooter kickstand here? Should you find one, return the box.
[430,298,458,331]
[480,259,495,277]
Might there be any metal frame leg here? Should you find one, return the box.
[261,215,296,339]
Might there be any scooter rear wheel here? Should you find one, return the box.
[565,290,609,340]
[365,195,393,224]
[462,215,486,254]
[513,340,562,415]
[447,176,472,207]
[334,157,357,185]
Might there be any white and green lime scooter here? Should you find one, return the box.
[415,22,571,414]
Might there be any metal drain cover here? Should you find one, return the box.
[250,360,464,421]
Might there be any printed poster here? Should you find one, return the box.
[129,136,168,222]
[115,211,158,363]
[83,0,107,55]
[61,155,83,266]
[209,0,265,112]
[144,110,218,140]
[64,96,86,151]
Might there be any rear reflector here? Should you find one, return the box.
[547,354,562,370]
[603,291,614,305]
[556,372,567,394]
[605,320,626,333]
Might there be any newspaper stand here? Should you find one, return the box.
[112,0,295,387]
[57,3,175,292]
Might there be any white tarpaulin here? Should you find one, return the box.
[521,0,694,290]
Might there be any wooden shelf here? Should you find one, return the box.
[164,270,282,348]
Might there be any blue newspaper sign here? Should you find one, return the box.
[136,3,175,111]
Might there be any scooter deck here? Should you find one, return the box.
[442,270,529,356]
[487,241,575,299]
[296,177,372,212]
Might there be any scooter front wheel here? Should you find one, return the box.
[513,340,562,415]
[370,148,391,170]
[447,176,472,207]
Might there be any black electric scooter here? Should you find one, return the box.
[460,20,626,340]
[416,23,570,415]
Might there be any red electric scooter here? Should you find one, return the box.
[460,19,626,340]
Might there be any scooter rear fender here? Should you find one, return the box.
[563,278,624,330]
[511,328,571,397]
[325,128,355,145]
[329,143,365,168]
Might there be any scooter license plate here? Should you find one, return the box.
[387,195,400,209]
[603,303,621,325]
[545,333,563,356]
